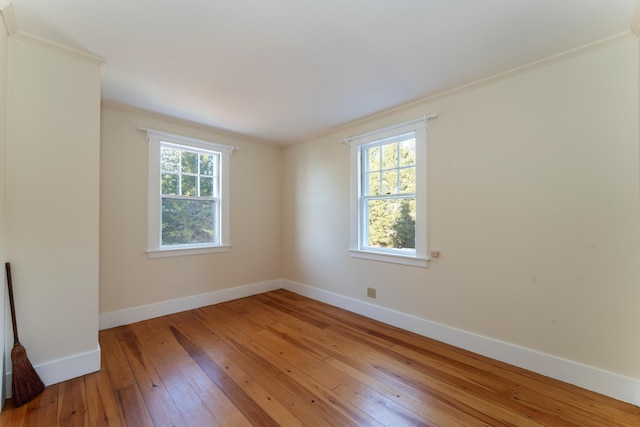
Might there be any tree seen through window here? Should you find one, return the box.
[160,144,219,246]
[362,133,416,250]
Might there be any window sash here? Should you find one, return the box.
[161,196,219,247]
[160,142,221,199]
[360,194,417,254]
[358,135,418,256]
[362,134,416,197]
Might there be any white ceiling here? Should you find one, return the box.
[4,0,638,145]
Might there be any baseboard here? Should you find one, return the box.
[5,345,100,397]
[282,279,640,406]
[99,279,284,330]
[96,277,640,405]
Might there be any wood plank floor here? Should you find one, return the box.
[1,289,638,426]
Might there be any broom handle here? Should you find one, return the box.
[5,262,21,346]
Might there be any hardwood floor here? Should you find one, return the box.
[1,289,638,426]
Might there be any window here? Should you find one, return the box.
[346,116,434,267]
[143,128,236,258]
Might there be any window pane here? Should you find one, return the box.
[399,139,415,167]
[182,151,198,174]
[161,147,180,172]
[200,153,214,176]
[182,175,197,196]
[367,146,380,172]
[399,167,416,193]
[367,198,415,249]
[381,143,398,170]
[162,173,179,195]
[162,198,215,245]
[366,172,380,196]
[381,170,398,195]
[200,176,213,197]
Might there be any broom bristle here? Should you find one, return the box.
[11,344,45,407]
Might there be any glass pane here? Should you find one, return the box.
[367,146,380,172]
[367,198,415,249]
[200,176,213,197]
[162,173,179,195]
[381,143,398,170]
[399,167,416,193]
[381,170,398,195]
[182,151,198,174]
[399,138,415,167]
[162,198,216,245]
[161,147,180,172]
[181,175,197,196]
[366,172,380,196]
[200,154,214,176]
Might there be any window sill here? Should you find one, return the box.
[349,249,428,268]
[147,245,231,259]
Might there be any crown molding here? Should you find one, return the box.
[0,1,17,35]
[101,100,277,146]
[12,31,105,68]
[0,1,105,69]
[312,31,636,143]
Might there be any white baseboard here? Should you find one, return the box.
[5,345,100,397]
[95,277,640,405]
[99,279,283,330]
[282,279,640,406]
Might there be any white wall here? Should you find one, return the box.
[283,36,640,387]
[5,36,103,386]
[100,104,283,318]
[0,4,8,407]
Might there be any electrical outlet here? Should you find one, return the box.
[367,287,376,298]
[430,250,440,258]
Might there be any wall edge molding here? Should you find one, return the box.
[5,345,100,397]
[0,1,16,35]
[631,0,640,36]
[99,279,284,330]
[282,280,640,406]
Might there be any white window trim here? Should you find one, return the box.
[344,115,435,268]
[141,127,238,258]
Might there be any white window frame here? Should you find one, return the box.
[345,116,434,268]
[142,128,237,258]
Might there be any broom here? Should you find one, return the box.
[5,262,45,407]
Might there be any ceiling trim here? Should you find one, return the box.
[0,1,105,68]
[12,31,106,67]
[315,31,636,143]
[101,100,273,146]
[0,1,17,35]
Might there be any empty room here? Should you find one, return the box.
[1,0,640,425]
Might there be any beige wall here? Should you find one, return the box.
[100,104,283,314]
[283,37,640,379]
[5,37,102,369]
[0,8,8,405]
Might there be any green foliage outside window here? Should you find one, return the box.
[367,198,415,249]
[364,134,416,250]
[160,145,218,246]
[162,199,215,245]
